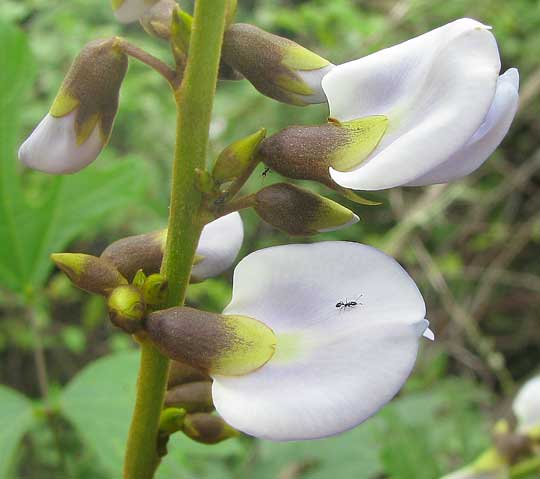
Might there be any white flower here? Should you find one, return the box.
[18,38,127,175]
[211,241,433,441]
[513,375,540,433]
[322,18,518,191]
[192,213,244,281]
[18,111,105,174]
[112,0,159,23]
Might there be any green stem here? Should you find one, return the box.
[122,2,228,478]
[510,456,540,479]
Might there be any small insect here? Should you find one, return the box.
[335,294,363,311]
[261,167,271,177]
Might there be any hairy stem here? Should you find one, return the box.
[122,2,228,478]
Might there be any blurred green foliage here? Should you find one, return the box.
[0,0,539,478]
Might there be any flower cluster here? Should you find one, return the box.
[22,1,519,452]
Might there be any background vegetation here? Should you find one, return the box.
[0,0,539,477]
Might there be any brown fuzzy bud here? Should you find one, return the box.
[254,183,359,235]
[51,253,127,296]
[222,23,332,106]
[101,230,165,281]
[145,306,276,376]
[259,117,388,188]
[168,361,210,389]
[165,381,214,413]
[182,413,240,444]
[49,38,128,146]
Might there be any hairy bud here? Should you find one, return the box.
[259,117,388,189]
[222,23,333,105]
[165,381,214,413]
[101,230,165,281]
[182,413,240,444]
[107,285,145,333]
[112,0,159,23]
[19,38,128,174]
[51,253,127,296]
[146,307,276,375]
[139,0,177,39]
[168,361,210,389]
[254,183,359,235]
[213,128,266,184]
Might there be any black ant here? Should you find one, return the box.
[261,167,271,177]
[335,294,363,311]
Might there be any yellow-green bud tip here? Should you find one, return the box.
[51,253,127,296]
[159,407,187,436]
[213,128,267,184]
[146,307,276,376]
[107,285,145,333]
[254,183,359,235]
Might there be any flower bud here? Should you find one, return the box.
[107,285,145,333]
[141,273,168,306]
[259,117,388,189]
[195,168,218,195]
[146,306,276,375]
[165,381,214,413]
[51,253,127,296]
[254,183,359,235]
[19,38,127,174]
[139,0,176,40]
[168,361,210,389]
[212,128,266,184]
[182,413,240,444]
[132,269,147,289]
[222,23,333,106]
[170,6,191,62]
[101,213,243,282]
[101,230,165,281]
[159,407,186,436]
[112,0,159,23]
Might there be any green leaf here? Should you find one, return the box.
[0,385,34,479]
[0,21,148,295]
[61,350,243,478]
[60,350,139,475]
[379,378,493,478]
[243,422,382,479]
